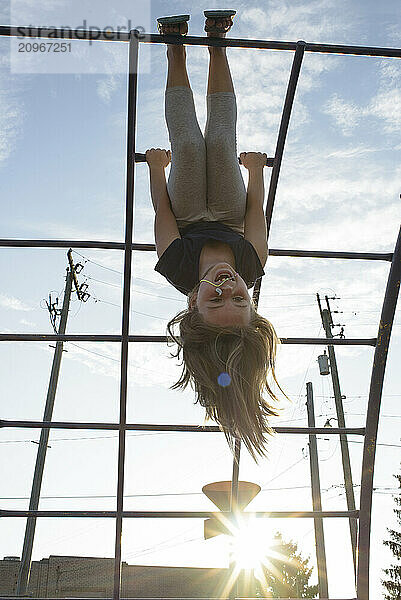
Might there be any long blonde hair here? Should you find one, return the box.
[166,285,286,461]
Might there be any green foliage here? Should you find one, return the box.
[257,531,318,598]
[382,470,401,599]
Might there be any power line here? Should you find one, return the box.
[85,275,184,303]
[2,484,397,502]
[336,439,401,449]
[57,529,201,576]
[71,251,390,302]
[0,432,180,445]
[90,295,170,321]
[259,456,306,488]
[68,342,175,384]
[72,251,122,275]
[2,412,400,445]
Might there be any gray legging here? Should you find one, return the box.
[165,86,247,235]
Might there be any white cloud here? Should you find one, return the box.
[97,74,120,103]
[0,55,26,163]
[65,340,181,389]
[322,94,362,136]
[18,217,124,243]
[297,203,400,251]
[19,318,37,327]
[326,144,380,159]
[0,293,33,311]
[368,87,401,134]
[186,41,337,157]
[323,60,401,136]
[170,0,348,153]
[385,22,401,46]
[241,0,352,42]
[0,95,25,162]
[94,41,127,103]
[10,0,66,24]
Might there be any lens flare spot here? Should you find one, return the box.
[218,372,231,387]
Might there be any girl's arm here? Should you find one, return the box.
[241,152,268,267]
[146,149,181,259]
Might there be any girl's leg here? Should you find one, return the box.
[164,42,208,229]
[204,28,247,235]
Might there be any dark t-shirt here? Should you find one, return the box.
[154,221,265,295]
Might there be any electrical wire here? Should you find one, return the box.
[22,255,397,546]
[0,433,177,445]
[85,274,184,303]
[2,483,397,502]
[71,251,392,303]
[90,294,171,321]
[56,530,202,576]
[67,341,176,385]
[2,413,399,445]
[71,251,122,275]
[259,456,306,488]
[269,324,323,482]
[336,439,401,449]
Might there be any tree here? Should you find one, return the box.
[382,466,401,599]
[257,532,318,598]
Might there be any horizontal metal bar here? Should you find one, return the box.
[0,334,377,345]
[0,509,359,518]
[141,34,401,58]
[306,41,401,57]
[0,420,218,431]
[270,249,393,261]
[0,238,126,250]
[281,427,365,435]
[135,152,275,168]
[0,238,392,261]
[0,25,131,41]
[0,420,365,435]
[0,597,358,600]
[2,26,399,58]
[0,334,123,342]
[279,337,376,345]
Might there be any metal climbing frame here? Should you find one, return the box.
[0,25,400,600]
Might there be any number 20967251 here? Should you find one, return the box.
[18,42,72,52]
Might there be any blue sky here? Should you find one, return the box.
[0,0,400,598]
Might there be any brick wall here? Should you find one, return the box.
[0,555,257,598]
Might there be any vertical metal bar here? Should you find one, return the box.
[230,438,241,513]
[265,41,305,237]
[252,41,305,306]
[113,30,139,600]
[17,269,72,596]
[229,438,241,600]
[357,226,401,600]
[306,382,329,598]
[321,308,358,577]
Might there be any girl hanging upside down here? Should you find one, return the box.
[146,10,285,461]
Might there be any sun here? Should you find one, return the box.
[228,516,288,582]
[210,514,292,599]
[230,517,270,570]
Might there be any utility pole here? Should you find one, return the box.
[306,382,328,598]
[317,293,358,579]
[17,251,87,596]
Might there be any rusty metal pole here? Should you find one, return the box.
[319,303,358,578]
[17,269,73,596]
[306,382,329,598]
